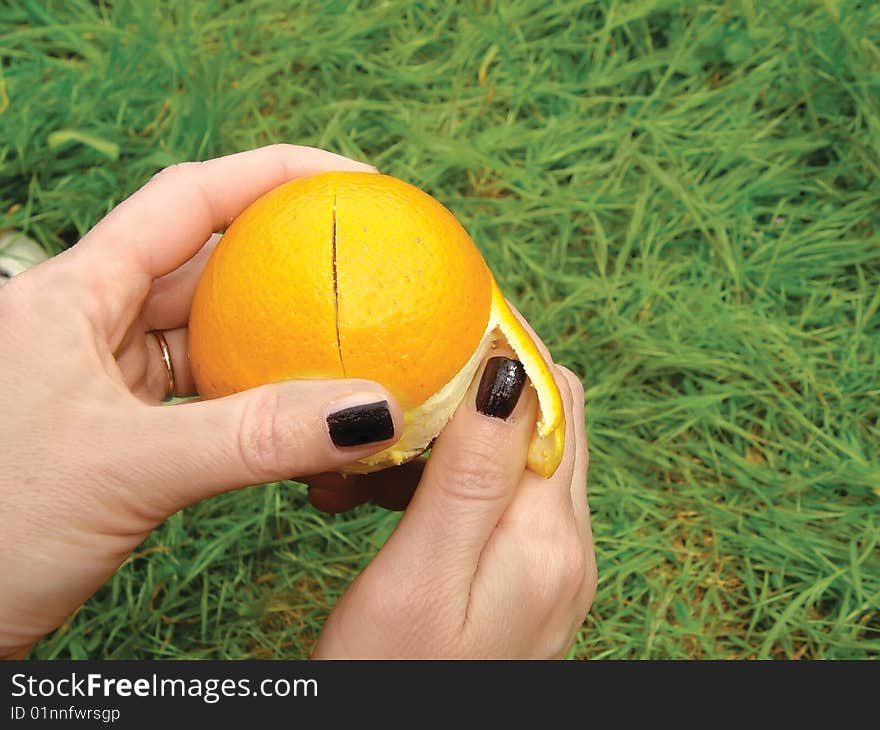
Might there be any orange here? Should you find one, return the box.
[188,172,565,477]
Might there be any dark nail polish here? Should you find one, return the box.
[327,400,394,447]
[476,357,526,419]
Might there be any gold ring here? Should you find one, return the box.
[148,330,176,401]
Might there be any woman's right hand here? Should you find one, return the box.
[308,343,596,659]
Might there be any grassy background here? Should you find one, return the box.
[1,0,878,659]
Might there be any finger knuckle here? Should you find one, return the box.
[436,428,512,502]
[237,388,303,482]
[556,539,590,599]
[532,534,589,608]
[547,564,596,659]
[521,531,594,658]
[267,142,298,156]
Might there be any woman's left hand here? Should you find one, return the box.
[0,145,404,658]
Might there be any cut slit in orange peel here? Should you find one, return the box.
[188,172,566,479]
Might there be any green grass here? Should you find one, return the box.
[2,0,878,659]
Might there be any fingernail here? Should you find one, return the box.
[475,357,527,420]
[327,400,394,447]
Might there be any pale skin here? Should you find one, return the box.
[0,144,596,659]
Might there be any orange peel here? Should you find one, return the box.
[189,172,565,477]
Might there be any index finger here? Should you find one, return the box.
[71,145,376,332]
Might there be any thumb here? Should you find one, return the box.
[382,350,537,586]
[131,379,403,514]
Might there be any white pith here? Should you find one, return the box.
[342,317,499,475]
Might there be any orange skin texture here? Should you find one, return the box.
[189,173,491,411]
[335,174,492,410]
